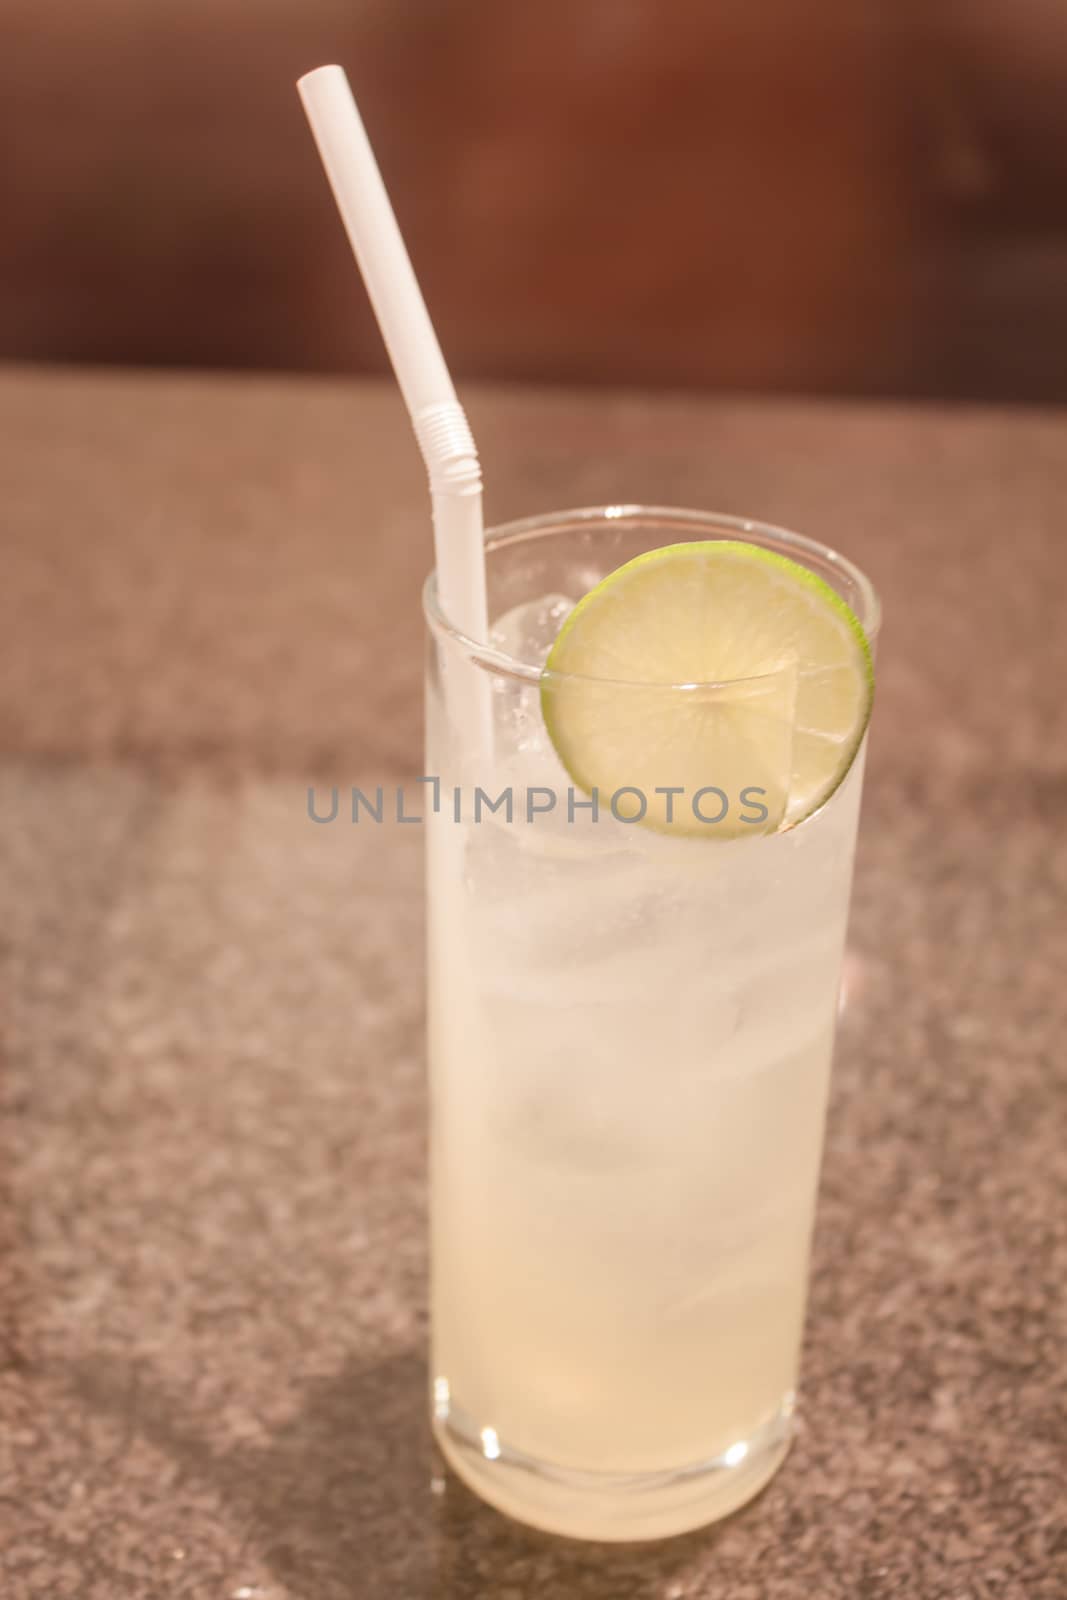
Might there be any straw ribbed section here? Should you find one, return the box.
[414,401,482,496]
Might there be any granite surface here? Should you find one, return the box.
[1,365,1065,1598]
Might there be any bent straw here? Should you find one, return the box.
[297,65,489,649]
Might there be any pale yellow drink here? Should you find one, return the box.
[424,508,877,1541]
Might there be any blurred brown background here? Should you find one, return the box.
[4,0,1067,400]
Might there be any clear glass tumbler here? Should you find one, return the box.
[423,506,880,1540]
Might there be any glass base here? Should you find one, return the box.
[433,1396,795,1542]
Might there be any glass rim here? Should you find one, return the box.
[422,503,881,688]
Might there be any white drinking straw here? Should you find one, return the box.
[297,65,489,648]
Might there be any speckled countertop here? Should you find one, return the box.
[1,367,1065,1599]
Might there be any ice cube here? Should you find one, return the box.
[483,595,577,796]
[489,593,575,668]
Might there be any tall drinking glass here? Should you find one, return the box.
[423,506,880,1540]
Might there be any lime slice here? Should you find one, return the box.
[540,541,873,838]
